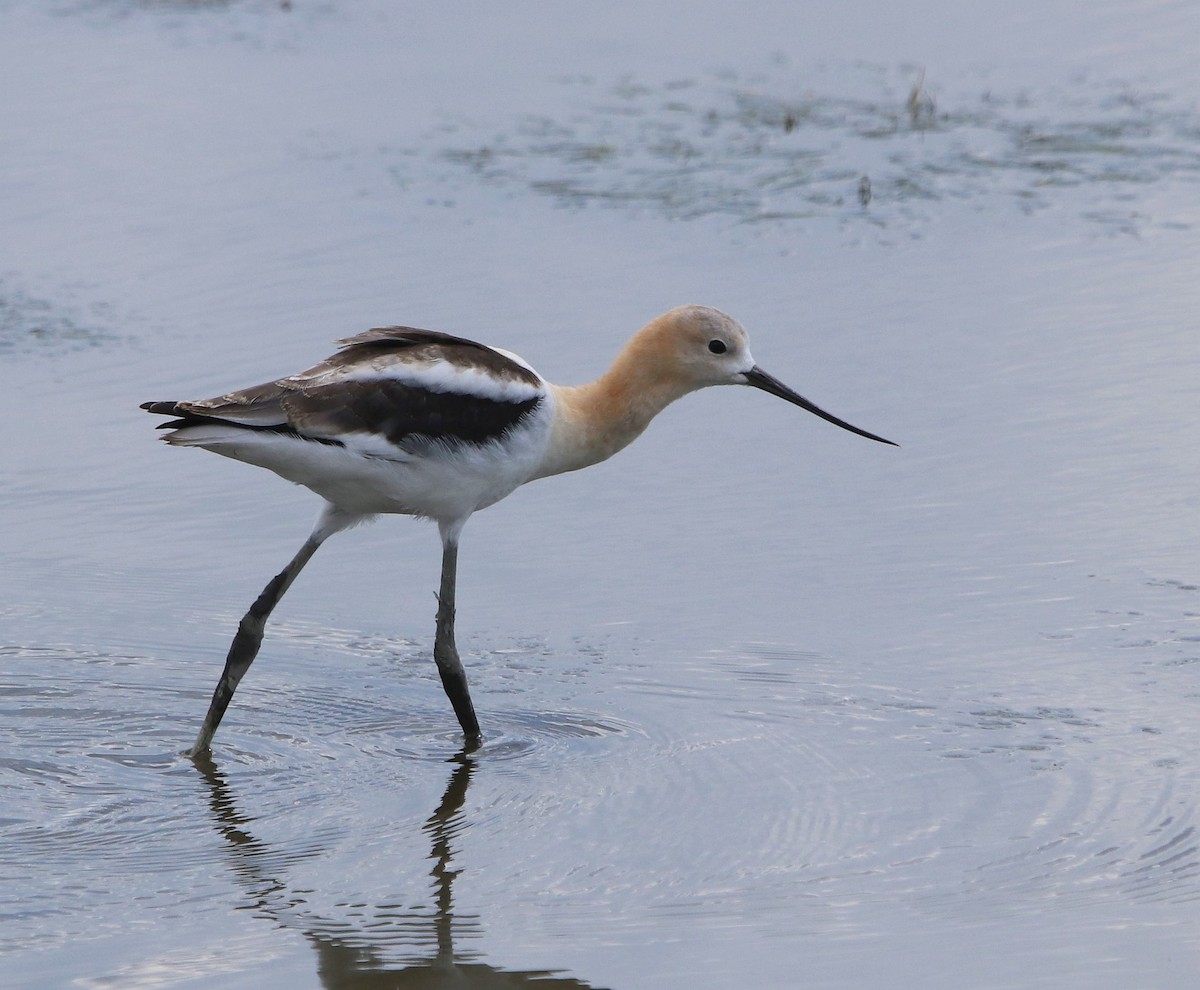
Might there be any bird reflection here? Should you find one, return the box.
[192,751,601,989]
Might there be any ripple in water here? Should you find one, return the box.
[3,607,1197,971]
[0,630,640,974]
[0,276,119,355]
[532,639,1200,938]
[355,65,1200,237]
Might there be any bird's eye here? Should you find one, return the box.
[708,339,727,355]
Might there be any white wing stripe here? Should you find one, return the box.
[294,359,543,403]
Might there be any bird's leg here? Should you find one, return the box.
[188,534,324,757]
[433,531,482,742]
[188,505,361,758]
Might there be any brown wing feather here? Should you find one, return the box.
[141,325,543,448]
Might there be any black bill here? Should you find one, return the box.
[742,366,897,446]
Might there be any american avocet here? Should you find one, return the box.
[143,305,895,754]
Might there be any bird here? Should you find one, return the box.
[142,305,895,755]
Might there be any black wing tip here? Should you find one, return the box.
[141,400,208,432]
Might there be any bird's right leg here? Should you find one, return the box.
[433,523,482,743]
[188,505,359,757]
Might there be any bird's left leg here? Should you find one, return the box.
[188,504,363,757]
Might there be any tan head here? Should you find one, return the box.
[634,305,757,389]
[627,305,897,445]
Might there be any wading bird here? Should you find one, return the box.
[143,305,895,755]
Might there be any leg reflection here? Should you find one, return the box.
[191,750,602,988]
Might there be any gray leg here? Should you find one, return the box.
[188,505,359,757]
[433,530,481,742]
[188,535,322,756]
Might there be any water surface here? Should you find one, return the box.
[2,1,1199,987]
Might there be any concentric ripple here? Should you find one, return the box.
[4,594,1198,976]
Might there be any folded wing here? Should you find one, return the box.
[142,327,546,450]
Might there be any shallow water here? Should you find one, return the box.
[2,1,1200,987]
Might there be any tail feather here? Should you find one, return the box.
[140,398,342,447]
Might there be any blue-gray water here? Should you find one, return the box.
[2,2,1199,987]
